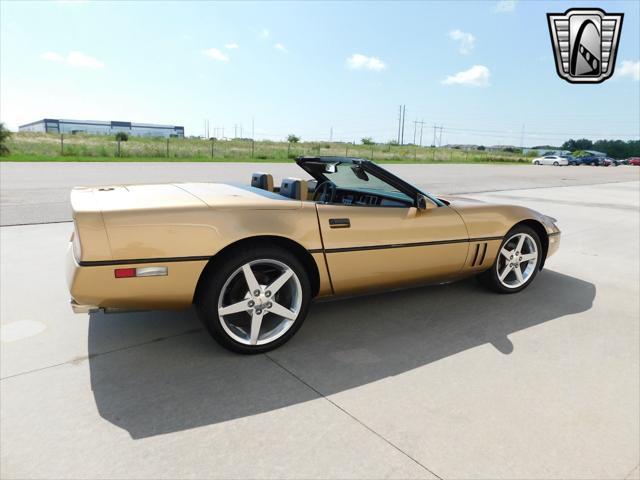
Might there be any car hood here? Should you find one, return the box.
[436,194,559,239]
[437,195,487,206]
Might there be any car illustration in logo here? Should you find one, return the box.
[547,8,623,84]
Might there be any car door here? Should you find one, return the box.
[316,203,469,295]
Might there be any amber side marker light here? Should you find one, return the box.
[114,267,168,278]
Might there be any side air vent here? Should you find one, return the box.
[471,242,488,267]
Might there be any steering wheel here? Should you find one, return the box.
[313,181,336,203]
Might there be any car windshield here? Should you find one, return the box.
[322,162,412,203]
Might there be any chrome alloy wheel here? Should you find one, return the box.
[217,259,302,346]
[497,233,538,289]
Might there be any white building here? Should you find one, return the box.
[19,119,185,138]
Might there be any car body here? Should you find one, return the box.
[574,155,603,166]
[67,157,561,352]
[560,155,577,165]
[628,157,640,166]
[532,155,568,166]
[601,157,622,167]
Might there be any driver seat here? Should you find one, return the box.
[279,178,308,200]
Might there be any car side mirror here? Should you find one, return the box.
[416,194,434,211]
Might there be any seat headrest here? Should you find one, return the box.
[280,178,308,200]
[251,172,274,192]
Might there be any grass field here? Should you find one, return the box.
[2,132,532,164]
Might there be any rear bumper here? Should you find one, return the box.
[70,300,101,314]
[66,242,208,313]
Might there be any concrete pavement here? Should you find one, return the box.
[1,175,638,479]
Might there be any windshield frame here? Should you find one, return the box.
[296,156,445,207]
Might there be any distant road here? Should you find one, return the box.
[1,162,638,226]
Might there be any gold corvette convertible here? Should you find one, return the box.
[67,157,561,353]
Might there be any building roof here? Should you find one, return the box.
[19,118,183,129]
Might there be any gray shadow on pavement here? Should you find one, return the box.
[88,270,595,439]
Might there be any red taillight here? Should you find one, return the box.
[114,268,136,278]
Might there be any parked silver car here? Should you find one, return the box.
[532,155,569,166]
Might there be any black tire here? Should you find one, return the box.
[553,161,559,166]
[195,244,312,354]
[477,224,543,294]
[533,161,540,165]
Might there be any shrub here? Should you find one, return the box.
[361,137,374,145]
[287,134,300,144]
[0,122,12,156]
[115,132,129,142]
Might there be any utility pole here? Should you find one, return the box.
[432,125,437,147]
[234,124,237,138]
[520,124,525,150]
[419,119,425,147]
[397,105,402,144]
[330,126,333,142]
[438,125,444,147]
[413,120,418,145]
[401,105,406,145]
[252,117,255,140]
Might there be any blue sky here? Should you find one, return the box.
[1,0,639,146]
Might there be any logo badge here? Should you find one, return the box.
[547,8,623,84]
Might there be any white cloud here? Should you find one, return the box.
[40,51,104,68]
[618,60,640,81]
[203,48,229,62]
[442,65,490,87]
[274,43,287,53]
[225,43,239,49]
[67,51,104,68]
[346,53,387,71]
[494,0,517,13]
[448,29,475,55]
[260,28,270,39]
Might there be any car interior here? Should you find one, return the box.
[250,171,410,207]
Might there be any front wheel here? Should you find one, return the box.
[477,225,542,294]
[195,245,312,354]
[553,161,559,166]
[533,161,540,165]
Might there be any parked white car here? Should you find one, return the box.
[532,155,569,166]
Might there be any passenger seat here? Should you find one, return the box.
[279,178,308,200]
[251,172,274,192]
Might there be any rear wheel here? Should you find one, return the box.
[477,225,542,294]
[553,161,559,166]
[195,245,311,354]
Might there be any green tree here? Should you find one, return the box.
[361,137,374,145]
[0,122,12,156]
[562,138,593,151]
[115,132,129,142]
[287,134,300,144]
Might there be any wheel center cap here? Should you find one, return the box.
[254,295,267,309]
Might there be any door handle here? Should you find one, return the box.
[329,218,350,228]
